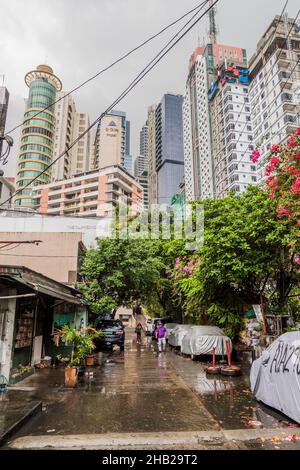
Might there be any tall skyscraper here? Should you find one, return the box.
[155,94,184,205]
[52,91,76,182]
[183,47,214,201]
[15,65,62,208]
[95,110,131,172]
[147,104,157,205]
[183,3,249,201]
[209,63,257,197]
[139,123,149,157]
[0,86,9,157]
[249,14,300,181]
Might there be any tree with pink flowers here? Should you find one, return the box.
[253,129,300,265]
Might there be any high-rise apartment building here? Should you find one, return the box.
[70,112,91,176]
[249,15,300,181]
[134,154,148,177]
[155,94,184,205]
[140,123,149,157]
[52,91,76,182]
[147,105,157,205]
[15,65,62,208]
[95,110,131,172]
[0,86,9,156]
[209,64,257,196]
[183,48,214,201]
[183,0,250,201]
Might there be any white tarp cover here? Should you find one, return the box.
[181,326,231,355]
[164,323,178,339]
[250,331,300,424]
[168,325,194,347]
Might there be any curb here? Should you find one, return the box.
[0,401,42,446]
[8,428,300,449]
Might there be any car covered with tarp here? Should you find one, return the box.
[250,331,300,424]
[164,323,178,339]
[181,326,231,356]
[168,324,194,348]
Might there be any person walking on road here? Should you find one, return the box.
[155,322,167,353]
[135,322,144,344]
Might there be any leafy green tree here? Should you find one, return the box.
[78,238,166,317]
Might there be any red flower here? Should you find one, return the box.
[296,129,300,136]
[270,144,279,153]
[251,149,260,163]
[297,220,300,227]
[291,177,300,194]
[277,207,290,218]
[289,136,296,147]
[270,156,280,167]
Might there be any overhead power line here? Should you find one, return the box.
[0,0,219,209]
[5,0,209,137]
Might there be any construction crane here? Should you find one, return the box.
[209,0,218,45]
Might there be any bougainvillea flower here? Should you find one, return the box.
[251,150,260,163]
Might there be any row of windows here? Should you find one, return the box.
[15,189,33,196]
[25,110,54,122]
[21,135,52,147]
[28,97,55,112]
[24,118,54,130]
[15,198,36,205]
[21,144,52,155]
[19,153,51,163]
[23,127,53,138]
[17,171,49,181]
[18,161,50,172]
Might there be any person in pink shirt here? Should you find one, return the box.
[155,322,167,353]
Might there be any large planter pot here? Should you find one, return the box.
[85,355,95,366]
[65,366,77,387]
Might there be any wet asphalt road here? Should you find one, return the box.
[3,330,299,448]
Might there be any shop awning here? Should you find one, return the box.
[0,265,83,305]
[33,285,82,305]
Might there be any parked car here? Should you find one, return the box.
[164,323,178,340]
[180,326,231,357]
[168,325,194,348]
[93,318,125,351]
[250,331,300,424]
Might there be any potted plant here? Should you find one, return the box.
[54,325,102,387]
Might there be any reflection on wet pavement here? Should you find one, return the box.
[167,351,299,430]
[6,330,299,439]
[8,332,217,437]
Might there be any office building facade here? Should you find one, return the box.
[155,94,184,205]
[95,110,131,172]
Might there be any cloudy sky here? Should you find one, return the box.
[1,0,299,176]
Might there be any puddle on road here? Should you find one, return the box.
[180,360,299,430]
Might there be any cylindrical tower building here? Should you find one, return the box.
[15,65,62,208]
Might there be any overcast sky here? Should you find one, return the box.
[1,0,299,176]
